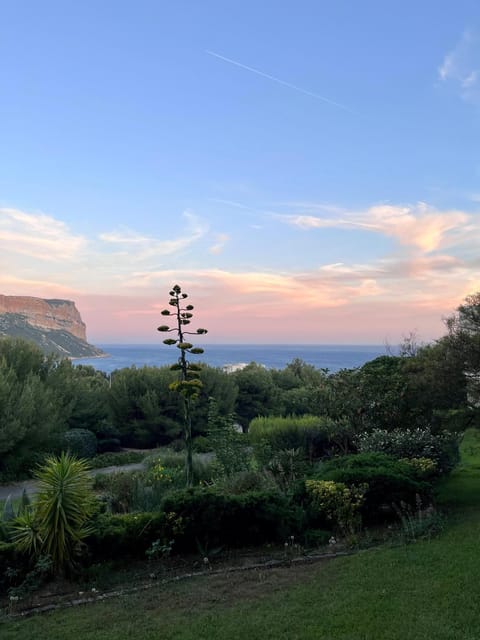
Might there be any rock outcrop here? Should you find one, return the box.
[0,295,104,358]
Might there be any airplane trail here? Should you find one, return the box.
[206,50,354,114]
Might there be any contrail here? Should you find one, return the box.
[206,50,354,114]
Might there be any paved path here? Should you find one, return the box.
[0,462,146,501]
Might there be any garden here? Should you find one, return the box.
[0,290,480,638]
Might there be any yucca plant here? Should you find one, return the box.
[11,453,96,574]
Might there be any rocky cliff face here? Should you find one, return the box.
[0,295,104,358]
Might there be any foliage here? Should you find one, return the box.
[7,555,53,603]
[144,449,215,485]
[93,471,147,513]
[306,479,367,537]
[249,414,334,461]
[90,450,145,469]
[161,488,295,551]
[317,452,430,522]
[107,366,183,447]
[0,339,65,479]
[207,397,250,477]
[400,457,438,480]
[392,495,445,543]
[232,363,277,429]
[4,429,480,639]
[87,511,171,560]
[0,490,31,542]
[63,428,97,459]
[266,448,308,494]
[217,469,277,495]
[356,427,460,474]
[11,453,96,574]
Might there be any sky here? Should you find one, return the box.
[1,0,479,344]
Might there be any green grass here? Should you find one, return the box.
[3,430,480,640]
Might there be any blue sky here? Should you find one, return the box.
[0,1,479,343]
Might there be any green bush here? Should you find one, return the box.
[192,435,213,453]
[305,479,367,537]
[87,512,169,560]
[217,470,277,495]
[87,489,296,560]
[91,450,145,469]
[93,471,147,513]
[249,415,334,462]
[316,452,430,522]
[63,428,97,459]
[355,428,460,474]
[161,488,295,551]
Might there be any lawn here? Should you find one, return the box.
[2,430,480,640]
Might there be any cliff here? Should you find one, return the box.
[0,295,104,358]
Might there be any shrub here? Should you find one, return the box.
[249,415,334,462]
[86,489,296,560]
[161,488,294,551]
[400,457,438,480]
[0,541,34,597]
[192,435,213,453]
[93,471,147,513]
[266,448,308,494]
[144,450,215,486]
[91,450,145,469]
[218,470,277,495]
[356,428,460,474]
[63,428,97,459]
[305,479,367,537]
[87,511,171,560]
[316,452,430,523]
[11,453,96,574]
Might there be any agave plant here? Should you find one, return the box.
[0,489,31,542]
[11,452,96,574]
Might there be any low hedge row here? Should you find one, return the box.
[88,489,296,560]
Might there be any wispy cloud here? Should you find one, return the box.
[206,50,354,113]
[280,202,472,252]
[438,29,480,103]
[99,211,207,260]
[0,208,86,261]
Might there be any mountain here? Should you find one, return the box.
[0,295,105,358]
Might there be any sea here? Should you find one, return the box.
[73,344,390,375]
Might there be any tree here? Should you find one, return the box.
[157,284,208,486]
[445,292,480,408]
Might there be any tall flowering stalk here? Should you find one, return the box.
[157,285,207,486]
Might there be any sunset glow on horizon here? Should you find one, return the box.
[1,3,479,345]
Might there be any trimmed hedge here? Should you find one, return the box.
[161,488,294,551]
[249,415,334,460]
[87,489,296,560]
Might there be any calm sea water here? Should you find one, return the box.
[73,344,388,374]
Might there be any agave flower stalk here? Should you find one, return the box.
[157,284,208,486]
